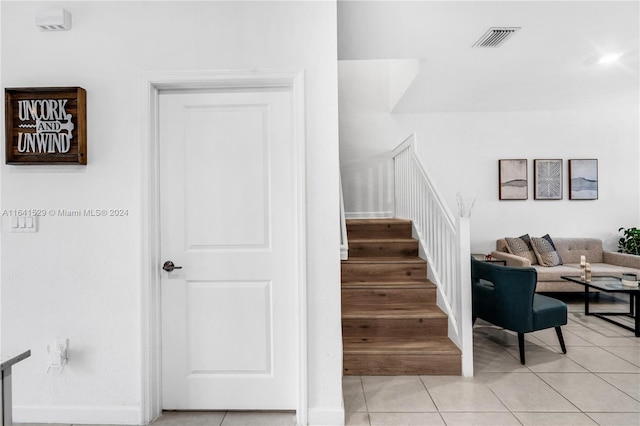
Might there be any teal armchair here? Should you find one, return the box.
[471,257,567,364]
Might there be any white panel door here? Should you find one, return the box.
[159,89,297,410]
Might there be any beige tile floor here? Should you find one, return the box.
[17,294,640,426]
[345,293,640,426]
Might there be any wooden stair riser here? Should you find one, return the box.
[342,317,448,338]
[341,218,461,376]
[342,288,436,307]
[346,221,412,239]
[343,353,461,376]
[341,263,427,282]
[348,240,418,257]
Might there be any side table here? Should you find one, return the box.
[471,253,506,266]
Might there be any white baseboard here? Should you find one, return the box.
[344,211,394,219]
[15,404,341,425]
[14,404,142,425]
[307,407,345,425]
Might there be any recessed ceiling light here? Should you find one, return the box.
[598,53,623,65]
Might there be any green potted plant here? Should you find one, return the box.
[618,227,640,255]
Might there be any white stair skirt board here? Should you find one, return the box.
[14,404,141,424]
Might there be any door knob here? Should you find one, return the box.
[162,261,183,272]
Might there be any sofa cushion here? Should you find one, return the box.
[553,238,604,263]
[531,235,563,266]
[505,234,538,265]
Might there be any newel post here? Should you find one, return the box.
[456,217,474,376]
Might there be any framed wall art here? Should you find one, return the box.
[499,159,528,200]
[534,159,562,200]
[5,87,86,165]
[569,159,598,200]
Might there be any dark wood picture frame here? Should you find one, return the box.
[569,159,598,200]
[5,87,86,165]
[534,159,563,200]
[499,159,528,200]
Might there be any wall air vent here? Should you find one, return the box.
[473,27,520,48]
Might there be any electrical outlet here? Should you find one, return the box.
[46,338,68,372]
[55,338,68,352]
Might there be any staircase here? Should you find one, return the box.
[341,218,461,375]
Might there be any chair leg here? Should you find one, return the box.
[518,333,525,365]
[555,326,567,354]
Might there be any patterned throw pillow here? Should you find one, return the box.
[531,235,563,266]
[505,234,538,265]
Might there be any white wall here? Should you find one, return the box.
[340,60,639,254]
[1,2,342,424]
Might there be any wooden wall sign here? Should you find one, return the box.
[5,87,86,165]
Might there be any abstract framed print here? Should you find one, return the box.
[499,159,528,200]
[534,159,562,200]
[569,159,598,200]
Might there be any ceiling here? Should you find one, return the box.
[337,1,639,113]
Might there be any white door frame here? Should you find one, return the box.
[138,69,307,425]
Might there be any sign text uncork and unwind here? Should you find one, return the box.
[5,87,87,165]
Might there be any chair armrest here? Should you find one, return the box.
[490,251,531,267]
[471,259,537,331]
[603,251,640,269]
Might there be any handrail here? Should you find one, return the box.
[392,133,473,376]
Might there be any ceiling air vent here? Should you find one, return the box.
[473,27,520,48]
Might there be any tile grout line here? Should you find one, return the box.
[593,372,640,403]
[220,410,229,426]
[531,370,587,416]
[358,375,372,426]
[477,319,586,420]
[598,344,640,368]
[417,375,447,425]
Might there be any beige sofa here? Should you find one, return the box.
[492,238,640,292]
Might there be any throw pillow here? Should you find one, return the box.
[505,234,538,265]
[531,235,563,266]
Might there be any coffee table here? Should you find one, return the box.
[561,276,639,337]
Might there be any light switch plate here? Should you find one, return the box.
[10,216,37,233]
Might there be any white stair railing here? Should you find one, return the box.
[392,134,474,376]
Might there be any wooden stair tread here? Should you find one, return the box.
[346,218,411,225]
[342,256,425,264]
[342,303,447,319]
[342,279,436,289]
[349,238,416,243]
[343,336,461,355]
